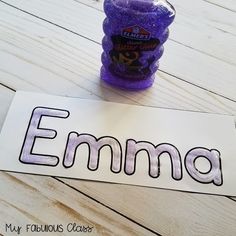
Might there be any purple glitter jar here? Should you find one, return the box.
[101,0,175,90]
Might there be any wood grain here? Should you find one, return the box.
[0,85,236,235]
[2,0,236,101]
[0,86,236,235]
[0,4,236,114]
[0,171,157,236]
[0,85,14,128]
[52,0,236,63]
[61,178,236,236]
[0,1,236,236]
[76,0,236,24]
[202,0,236,12]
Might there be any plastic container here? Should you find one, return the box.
[101,0,175,90]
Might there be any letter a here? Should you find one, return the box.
[185,148,223,186]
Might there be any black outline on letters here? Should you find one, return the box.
[19,106,70,167]
[62,132,122,174]
[193,156,213,174]
[124,140,183,181]
[184,147,223,186]
[17,106,223,187]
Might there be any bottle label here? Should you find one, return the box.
[109,25,160,80]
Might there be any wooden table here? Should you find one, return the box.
[0,0,236,235]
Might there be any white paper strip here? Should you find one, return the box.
[0,91,236,196]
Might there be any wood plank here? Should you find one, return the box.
[1,85,236,236]
[0,171,157,236]
[3,0,236,101]
[171,0,236,66]
[202,0,236,12]
[1,84,236,235]
[0,89,157,235]
[61,179,236,236]
[1,5,236,236]
[0,85,14,128]
[59,0,236,64]
[77,0,236,32]
[0,4,236,115]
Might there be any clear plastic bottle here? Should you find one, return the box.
[101,0,175,90]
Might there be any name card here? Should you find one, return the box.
[0,91,236,196]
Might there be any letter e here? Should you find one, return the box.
[19,107,69,166]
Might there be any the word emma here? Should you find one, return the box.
[19,107,223,186]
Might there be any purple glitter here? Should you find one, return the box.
[101,0,175,90]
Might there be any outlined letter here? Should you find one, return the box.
[185,147,223,186]
[125,140,182,180]
[19,107,69,166]
[63,132,122,173]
